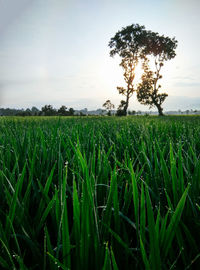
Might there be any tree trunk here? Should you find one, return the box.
[156,104,164,116]
[123,95,129,116]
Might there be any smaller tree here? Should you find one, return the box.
[103,100,115,116]
[25,108,32,116]
[137,33,177,116]
[41,105,56,116]
[58,105,68,116]
[137,60,167,116]
[31,106,40,116]
[116,100,126,116]
[68,108,75,116]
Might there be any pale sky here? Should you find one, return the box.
[0,0,200,111]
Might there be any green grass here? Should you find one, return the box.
[0,115,200,269]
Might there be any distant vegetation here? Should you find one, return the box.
[1,106,200,117]
[0,105,75,116]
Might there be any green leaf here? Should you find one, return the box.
[102,243,111,270]
[162,184,190,259]
[146,186,161,270]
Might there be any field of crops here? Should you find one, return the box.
[0,116,200,269]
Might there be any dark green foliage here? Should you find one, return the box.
[0,105,75,117]
[58,105,68,116]
[116,100,127,116]
[41,105,57,116]
[0,116,200,269]
[103,100,115,116]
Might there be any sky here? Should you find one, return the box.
[0,0,200,111]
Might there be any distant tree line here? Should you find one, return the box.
[0,105,75,116]
[1,105,199,117]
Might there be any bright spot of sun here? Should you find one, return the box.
[38,66,48,78]
[134,63,144,85]
[134,58,156,85]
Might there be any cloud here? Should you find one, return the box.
[173,81,200,87]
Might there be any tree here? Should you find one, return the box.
[103,100,115,116]
[136,60,168,116]
[16,109,31,116]
[109,24,177,116]
[68,108,75,116]
[116,100,127,116]
[58,105,68,116]
[128,110,136,115]
[31,106,40,116]
[25,108,32,116]
[109,24,149,115]
[41,105,56,116]
[137,32,177,115]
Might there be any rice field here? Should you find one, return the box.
[0,116,200,269]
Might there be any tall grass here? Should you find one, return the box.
[0,116,200,269]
